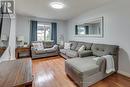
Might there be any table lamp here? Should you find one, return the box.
[17,36,24,47]
[1,35,8,47]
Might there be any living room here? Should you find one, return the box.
[0,0,130,87]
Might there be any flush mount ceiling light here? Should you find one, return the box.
[50,2,65,9]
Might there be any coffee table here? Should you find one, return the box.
[0,58,33,87]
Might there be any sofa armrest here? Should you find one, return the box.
[31,47,37,55]
[79,50,93,58]
[52,45,58,50]
[59,45,64,49]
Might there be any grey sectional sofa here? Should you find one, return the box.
[60,41,92,59]
[60,41,119,87]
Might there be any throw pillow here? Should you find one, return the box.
[32,42,44,51]
[70,42,77,50]
[79,50,93,58]
[78,45,85,52]
[75,43,84,51]
[64,42,71,49]
[52,45,58,49]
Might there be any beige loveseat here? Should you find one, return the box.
[31,41,58,59]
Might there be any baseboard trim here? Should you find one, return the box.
[118,70,130,78]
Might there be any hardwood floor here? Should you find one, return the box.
[32,56,130,87]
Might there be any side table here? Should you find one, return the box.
[15,47,31,59]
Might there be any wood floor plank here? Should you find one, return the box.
[31,56,130,87]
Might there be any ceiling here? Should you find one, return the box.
[15,0,112,20]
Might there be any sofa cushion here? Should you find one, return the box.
[84,43,92,50]
[66,50,78,58]
[78,45,85,52]
[43,41,54,48]
[60,49,67,54]
[79,50,93,57]
[75,42,85,51]
[32,41,44,51]
[70,41,77,50]
[64,42,71,49]
[65,56,99,79]
[35,50,46,54]
[45,48,57,53]
[92,44,119,57]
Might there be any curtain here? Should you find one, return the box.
[51,22,57,44]
[30,20,37,42]
[85,26,89,34]
[75,25,78,35]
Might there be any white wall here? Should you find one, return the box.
[67,0,130,76]
[16,15,30,43]
[16,14,67,44]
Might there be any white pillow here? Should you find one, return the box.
[32,42,44,51]
[78,45,85,52]
[52,45,58,49]
[64,42,71,49]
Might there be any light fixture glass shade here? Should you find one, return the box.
[17,36,24,41]
[1,35,8,41]
[50,2,65,9]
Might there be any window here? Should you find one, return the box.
[77,26,86,35]
[37,23,51,41]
